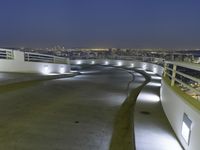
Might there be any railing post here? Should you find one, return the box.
[164,63,167,77]
[11,50,14,59]
[53,56,56,63]
[6,50,8,59]
[171,64,177,86]
[6,50,9,59]
[27,53,30,62]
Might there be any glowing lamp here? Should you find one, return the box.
[43,65,50,74]
[117,61,122,66]
[91,60,95,64]
[105,61,109,65]
[153,67,157,73]
[59,66,65,74]
[76,60,82,65]
[130,63,134,67]
[181,113,192,144]
[143,64,147,70]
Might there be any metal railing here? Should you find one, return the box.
[164,61,200,101]
[24,52,69,64]
[0,49,14,59]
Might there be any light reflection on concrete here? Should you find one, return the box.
[138,92,160,103]
[145,71,155,75]
[134,71,183,150]
[80,70,101,74]
[148,82,162,87]
[151,76,162,80]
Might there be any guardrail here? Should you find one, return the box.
[0,49,14,59]
[164,61,200,101]
[24,52,69,64]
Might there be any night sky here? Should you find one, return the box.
[0,0,200,48]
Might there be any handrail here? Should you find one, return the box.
[164,61,200,101]
[165,61,200,71]
[0,49,69,64]
[176,71,200,84]
[0,49,14,59]
[24,52,68,64]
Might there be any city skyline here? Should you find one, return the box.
[0,0,200,48]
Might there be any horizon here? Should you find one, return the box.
[1,46,200,51]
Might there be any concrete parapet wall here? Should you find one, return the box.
[161,80,200,150]
[70,59,163,76]
[0,51,70,74]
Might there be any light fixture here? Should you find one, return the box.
[153,67,157,73]
[130,63,134,67]
[59,66,65,74]
[181,113,192,144]
[76,60,82,65]
[105,61,109,65]
[91,60,95,64]
[43,65,49,74]
[143,64,147,70]
[117,61,122,66]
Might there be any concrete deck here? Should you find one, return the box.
[0,66,144,150]
[0,67,184,150]
[0,72,75,86]
[134,71,183,150]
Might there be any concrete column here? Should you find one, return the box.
[53,57,56,63]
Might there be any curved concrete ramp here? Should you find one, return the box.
[134,71,183,150]
[0,66,144,150]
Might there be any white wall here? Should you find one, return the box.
[161,80,200,150]
[70,59,163,76]
[0,51,70,74]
